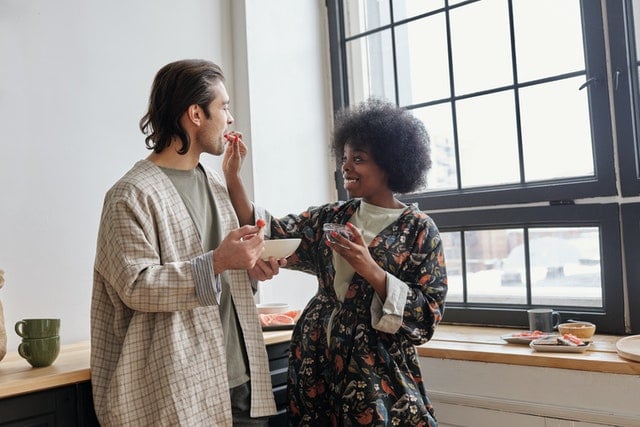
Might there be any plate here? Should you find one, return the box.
[530,340,592,353]
[256,303,289,315]
[501,332,556,345]
[262,238,301,261]
[616,335,640,362]
[258,309,301,330]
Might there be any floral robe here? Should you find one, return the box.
[262,199,447,426]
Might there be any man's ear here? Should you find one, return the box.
[185,104,201,126]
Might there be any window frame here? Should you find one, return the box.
[325,0,638,334]
[621,203,640,333]
[428,203,624,333]
[608,0,640,196]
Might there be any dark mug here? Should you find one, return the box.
[18,336,60,368]
[527,308,561,333]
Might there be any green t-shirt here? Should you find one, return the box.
[161,165,250,388]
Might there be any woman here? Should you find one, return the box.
[224,99,447,426]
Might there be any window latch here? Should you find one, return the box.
[578,77,598,91]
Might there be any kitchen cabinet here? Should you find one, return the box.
[267,340,290,427]
[0,337,293,426]
[419,326,640,427]
[0,381,98,427]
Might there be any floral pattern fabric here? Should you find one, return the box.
[265,199,447,426]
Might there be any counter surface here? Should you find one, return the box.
[1,326,637,400]
[0,331,293,399]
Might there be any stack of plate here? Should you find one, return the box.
[616,335,640,362]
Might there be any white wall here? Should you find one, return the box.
[0,0,332,352]
[241,1,334,310]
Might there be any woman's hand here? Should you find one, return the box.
[325,223,387,297]
[248,257,288,282]
[222,131,247,179]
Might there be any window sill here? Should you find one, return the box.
[419,324,639,375]
[263,325,640,375]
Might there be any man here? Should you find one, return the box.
[91,59,280,426]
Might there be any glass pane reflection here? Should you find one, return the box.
[519,77,594,181]
[344,0,391,37]
[528,228,602,307]
[513,0,585,82]
[466,229,526,304]
[456,91,519,187]
[440,231,462,302]
[450,0,512,95]
[395,15,450,106]
[446,227,603,307]
[346,30,396,105]
[391,0,443,21]
[412,104,457,191]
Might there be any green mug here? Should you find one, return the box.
[14,318,60,339]
[18,336,60,368]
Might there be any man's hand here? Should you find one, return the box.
[213,224,265,274]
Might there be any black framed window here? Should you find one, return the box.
[609,0,640,196]
[327,0,640,334]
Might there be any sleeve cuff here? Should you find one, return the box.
[191,251,222,305]
[370,273,408,333]
[253,205,271,238]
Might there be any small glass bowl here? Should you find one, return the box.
[322,223,353,245]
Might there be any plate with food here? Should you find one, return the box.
[529,334,592,353]
[501,330,555,345]
[259,309,302,331]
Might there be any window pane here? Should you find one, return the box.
[344,0,391,37]
[450,0,512,95]
[635,0,640,60]
[519,77,595,181]
[467,229,526,304]
[412,104,457,191]
[346,30,396,105]
[441,231,462,302]
[391,0,443,21]
[527,228,602,307]
[513,0,585,82]
[396,14,450,105]
[457,91,519,187]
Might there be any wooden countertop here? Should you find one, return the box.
[0,341,90,399]
[419,325,640,375]
[1,326,637,400]
[0,332,295,399]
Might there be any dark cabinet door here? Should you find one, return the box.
[267,341,290,427]
[0,383,98,427]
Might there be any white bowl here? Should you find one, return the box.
[261,238,301,261]
[256,303,289,315]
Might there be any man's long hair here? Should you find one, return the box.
[139,59,225,154]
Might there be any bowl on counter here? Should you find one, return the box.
[557,321,596,339]
[256,303,289,315]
